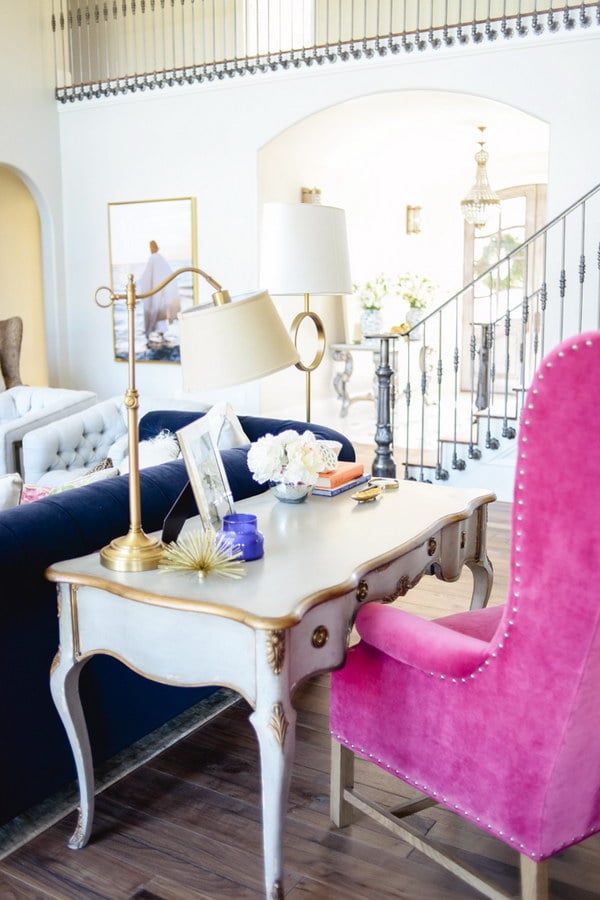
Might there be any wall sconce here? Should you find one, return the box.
[301,186,322,204]
[406,205,422,234]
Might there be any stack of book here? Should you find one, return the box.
[312,460,369,497]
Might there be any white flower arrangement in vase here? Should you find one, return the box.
[247,430,332,503]
[353,274,389,344]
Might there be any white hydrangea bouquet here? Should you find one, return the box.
[247,430,337,496]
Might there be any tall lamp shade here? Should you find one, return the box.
[260,203,352,296]
[259,202,352,420]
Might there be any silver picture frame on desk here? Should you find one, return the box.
[176,418,234,531]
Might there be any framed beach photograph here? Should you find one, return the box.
[108,197,197,363]
[177,417,235,531]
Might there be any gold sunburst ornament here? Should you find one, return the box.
[159,530,246,581]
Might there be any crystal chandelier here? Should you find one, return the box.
[460,126,500,229]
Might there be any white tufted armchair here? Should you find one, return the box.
[21,397,128,487]
[0,386,96,477]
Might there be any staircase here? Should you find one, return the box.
[398,183,600,500]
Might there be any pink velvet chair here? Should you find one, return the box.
[330,331,600,900]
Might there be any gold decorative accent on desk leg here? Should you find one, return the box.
[382,573,424,604]
[70,585,81,658]
[269,702,289,749]
[271,880,284,899]
[266,630,285,674]
[50,650,61,676]
[311,625,329,648]
[356,580,369,602]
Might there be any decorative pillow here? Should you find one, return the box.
[201,401,250,450]
[89,457,114,473]
[48,467,120,494]
[20,484,52,504]
[0,472,23,509]
[119,430,180,475]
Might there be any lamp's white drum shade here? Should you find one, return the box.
[180,290,300,391]
[260,203,352,296]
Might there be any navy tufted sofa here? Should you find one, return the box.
[0,411,355,828]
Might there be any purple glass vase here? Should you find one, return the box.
[217,513,264,561]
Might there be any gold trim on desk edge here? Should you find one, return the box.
[70,585,80,658]
[44,493,495,631]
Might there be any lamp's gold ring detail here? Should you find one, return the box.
[290,310,326,373]
[94,286,117,309]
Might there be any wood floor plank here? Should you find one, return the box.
[0,870,60,899]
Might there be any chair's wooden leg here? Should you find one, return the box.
[520,855,549,900]
[330,739,354,828]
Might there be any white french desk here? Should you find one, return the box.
[47,481,495,899]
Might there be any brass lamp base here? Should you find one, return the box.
[100,529,164,572]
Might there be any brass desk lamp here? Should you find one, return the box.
[95,268,299,572]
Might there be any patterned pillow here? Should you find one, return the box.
[48,467,120,494]
[20,484,52,504]
[89,457,114,473]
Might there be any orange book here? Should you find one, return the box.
[315,460,365,488]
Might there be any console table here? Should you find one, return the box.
[47,482,495,899]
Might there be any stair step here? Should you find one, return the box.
[398,449,438,468]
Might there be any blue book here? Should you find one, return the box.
[311,474,370,497]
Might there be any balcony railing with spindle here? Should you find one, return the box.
[52,1,599,102]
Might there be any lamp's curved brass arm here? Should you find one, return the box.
[94,266,229,307]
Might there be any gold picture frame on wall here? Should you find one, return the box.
[176,417,235,532]
[108,197,197,363]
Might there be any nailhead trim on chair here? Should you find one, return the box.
[333,340,599,860]
[331,731,600,858]
[416,339,598,684]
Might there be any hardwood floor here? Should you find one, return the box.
[1,498,600,899]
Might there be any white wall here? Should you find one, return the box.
[0,1,66,384]
[57,28,600,413]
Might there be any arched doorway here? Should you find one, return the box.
[257,90,549,432]
[0,165,48,386]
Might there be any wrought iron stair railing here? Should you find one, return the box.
[396,182,600,483]
[52,1,599,102]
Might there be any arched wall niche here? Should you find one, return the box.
[257,89,549,422]
[0,164,49,386]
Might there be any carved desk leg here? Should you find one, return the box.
[49,584,95,849]
[331,348,353,418]
[249,630,297,899]
[466,505,494,610]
